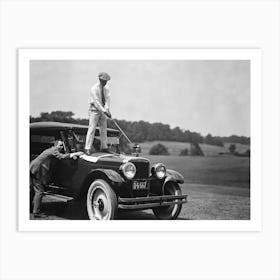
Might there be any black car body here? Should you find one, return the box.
[30,121,187,220]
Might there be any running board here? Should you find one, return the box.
[44,193,74,203]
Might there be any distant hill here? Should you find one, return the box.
[139,141,250,157]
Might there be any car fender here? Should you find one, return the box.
[78,168,124,199]
[165,169,184,184]
[88,168,125,183]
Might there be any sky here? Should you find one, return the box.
[30,60,250,137]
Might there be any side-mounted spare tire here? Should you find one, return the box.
[152,182,182,220]
[86,179,118,220]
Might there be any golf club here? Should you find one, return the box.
[111,118,133,144]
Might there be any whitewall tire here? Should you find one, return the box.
[86,179,117,220]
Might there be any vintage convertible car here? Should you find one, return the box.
[30,121,187,220]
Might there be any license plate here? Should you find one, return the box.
[132,180,147,190]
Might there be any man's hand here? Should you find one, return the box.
[104,110,112,119]
[70,151,84,160]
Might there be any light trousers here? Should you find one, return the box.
[85,110,108,150]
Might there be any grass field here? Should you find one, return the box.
[146,155,250,188]
[144,154,250,220]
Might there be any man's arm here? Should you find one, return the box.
[52,149,83,160]
[89,86,106,114]
[104,88,112,118]
[104,88,110,111]
[52,149,70,160]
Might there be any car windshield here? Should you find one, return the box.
[73,131,120,153]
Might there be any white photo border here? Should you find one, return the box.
[18,48,262,232]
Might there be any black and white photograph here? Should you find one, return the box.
[18,49,261,230]
[2,1,280,280]
[29,59,250,221]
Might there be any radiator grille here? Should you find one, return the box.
[130,160,150,179]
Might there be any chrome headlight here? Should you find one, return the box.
[152,163,166,179]
[120,162,136,180]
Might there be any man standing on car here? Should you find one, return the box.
[30,140,83,218]
[85,72,112,155]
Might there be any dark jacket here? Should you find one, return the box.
[30,146,70,184]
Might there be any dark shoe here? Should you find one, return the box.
[33,213,48,219]
[85,149,91,156]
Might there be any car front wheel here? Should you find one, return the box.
[152,182,182,220]
[86,179,117,220]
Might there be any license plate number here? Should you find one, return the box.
[132,180,147,190]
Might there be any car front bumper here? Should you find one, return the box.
[118,194,188,210]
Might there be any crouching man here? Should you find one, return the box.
[30,140,83,218]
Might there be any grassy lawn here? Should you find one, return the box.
[145,155,250,188]
[144,154,250,219]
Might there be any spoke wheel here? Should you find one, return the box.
[86,179,117,220]
[152,182,182,220]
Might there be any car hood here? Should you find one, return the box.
[80,152,149,164]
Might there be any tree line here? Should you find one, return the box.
[30,111,250,146]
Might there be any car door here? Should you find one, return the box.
[52,130,80,196]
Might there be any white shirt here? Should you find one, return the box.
[88,82,110,113]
